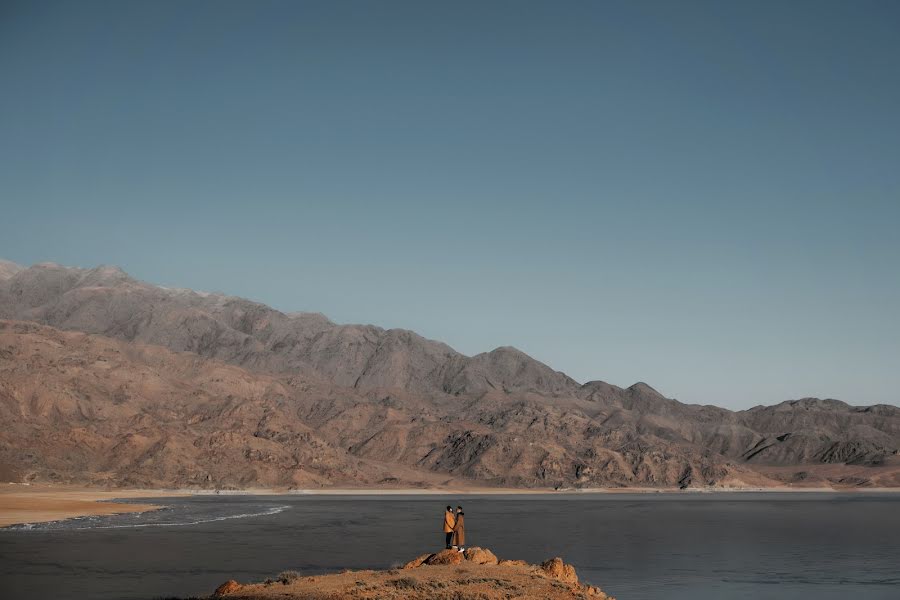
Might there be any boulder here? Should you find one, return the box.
[213,580,242,597]
[540,557,579,584]
[424,548,463,565]
[463,547,499,565]
[402,553,432,569]
[584,584,611,598]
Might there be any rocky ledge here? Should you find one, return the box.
[210,547,613,599]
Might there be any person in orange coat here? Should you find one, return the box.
[443,505,456,549]
[452,506,465,552]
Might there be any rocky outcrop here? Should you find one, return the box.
[423,548,463,565]
[212,580,241,597]
[540,557,579,584]
[407,548,497,569]
[402,553,432,569]
[463,546,499,565]
[211,550,613,599]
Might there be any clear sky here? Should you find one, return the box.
[2,1,898,409]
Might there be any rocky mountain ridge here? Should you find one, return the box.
[1,260,898,489]
[0,261,578,397]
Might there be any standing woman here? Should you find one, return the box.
[453,506,465,552]
[443,505,456,549]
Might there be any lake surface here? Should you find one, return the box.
[1,493,899,600]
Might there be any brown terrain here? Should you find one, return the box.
[207,548,611,600]
[0,484,166,527]
[1,260,899,491]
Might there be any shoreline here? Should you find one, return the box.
[0,484,184,528]
[3,483,899,529]
[274,485,900,495]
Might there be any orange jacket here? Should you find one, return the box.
[443,510,455,533]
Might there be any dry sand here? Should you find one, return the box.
[0,484,182,527]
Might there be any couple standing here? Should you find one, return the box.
[442,505,466,551]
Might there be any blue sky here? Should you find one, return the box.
[2,1,898,409]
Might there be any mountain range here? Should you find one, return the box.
[1,260,898,489]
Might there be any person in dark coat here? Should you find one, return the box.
[452,506,465,552]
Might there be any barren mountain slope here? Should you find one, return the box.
[3,319,899,489]
[0,263,575,396]
[1,260,899,490]
[0,320,387,487]
[736,399,900,465]
[0,320,759,488]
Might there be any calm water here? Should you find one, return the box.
[1,493,899,600]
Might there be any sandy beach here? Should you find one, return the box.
[0,484,181,528]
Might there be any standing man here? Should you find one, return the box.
[443,505,456,549]
[453,505,465,552]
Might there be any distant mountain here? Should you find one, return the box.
[0,259,23,281]
[0,262,576,396]
[1,261,898,490]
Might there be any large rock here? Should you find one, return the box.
[213,580,242,596]
[463,547,499,565]
[584,584,611,598]
[540,557,579,584]
[424,548,463,565]
[402,553,432,569]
